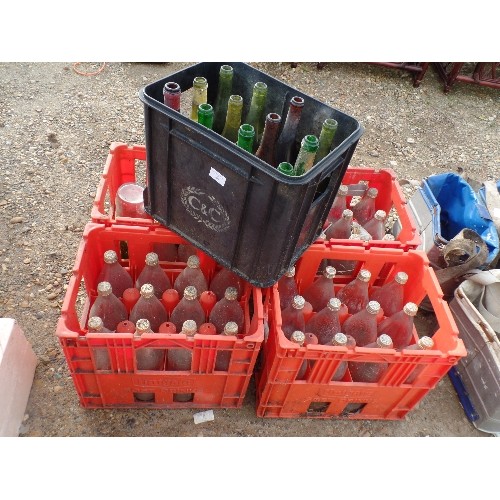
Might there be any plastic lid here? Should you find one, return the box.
[187,255,200,269]
[284,266,296,277]
[88,316,104,330]
[332,332,347,346]
[224,287,238,301]
[292,295,305,309]
[357,269,371,282]
[374,210,386,220]
[103,250,118,264]
[395,271,409,285]
[377,334,393,348]
[367,187,378,198]
[337,184,348,196]
[184,285,198,300]
[140,283,155,298]
[324,266,336,279]
[145,252,159,266]
[135,318,151,333]
[97,281,112,296]
[181,319,197,335]
[366,300,381,314]
[327,298,342,311]
[418,336,434,349]
[403,302,418,316]
[223,321,238,335]
[342,209,354,219]
[290,331,305,346]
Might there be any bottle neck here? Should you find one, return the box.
[255,113,281,163]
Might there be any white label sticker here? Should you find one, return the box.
[209,167,226,187]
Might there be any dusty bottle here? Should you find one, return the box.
[281,295,306,340]
[209,286,244,334]
[255,112,281,166]
[277,266,299,310]
[327,184,349,223]
[304,332,319,346]
[336,269,371,315]
[244,81,268,150]
[87,316,112,334]
[135,252,172,299]
[275,95,305,165]
[200,290,217,320]
[87,316,112,370]
[314,118,338,165]
[237,124,255,153]
[116,320,136,333]
[305,298,342,345]
[404,336,435,384]
[122,287,140,314]
[158,321,177,333]
[197,103,214,129]
[369,271,408,318]
[342,300,381,347]
[352,187,378,225]
[302,265,336,312]
[161,288,180,318]
[129,283,168,332]
[293,135,319,175]
[169,285,205,333]
[325,209,353,240]
[289,331,308,380]
[303,301,314,323]
[173,254,208,298]
[363,209,387,240]
[177,243,198,262]
[97,250,133,299]
[277,161,294,176]
[153,242,178,262]
[209,267,244,301]
[221,94,244,143]
[214,321,238,371]
[349,334,393,383]
[213,64,234,133]
[330,332,349,381]
[89,281,128,332]
[377,302,418,349]
[163,81,181,112]
[190,76,208,121]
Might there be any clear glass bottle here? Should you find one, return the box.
[89,281,128,332]
[277,266,299,310]
[305,298,342,345]
[173,254,208,298]
[342,300,381,347]
[352,187,378,225]
[293,135,319,175]
[209,286,244,334]
[129,283,168,332]
[327,184,348,223]
[363,209,387,240]
[197,103,214,129]
[336,269,371,315]
[330,332,349,381]
[169,285,205,333]
[281,295,306,340]
[302,265,336,312]
[213,64,234,133]
[87,316,112,370]
[215,321,238,371]
[135,252,172,299]
[404,336,435,384]
[314,118,338,165]
[161,288,180,318]
[275,96,305,166]
[369,271,408,318]
[325,209,353,240]
[190,76,208,121]
[277,161,294,176]
[209,267,244,301]
[377,302,418,349]
[96,250,133,299]
[237,124,255,153]
[255,112,282,166]
[163,81,181,112]
[289,331,308,380]
[221,94,244,143]
[244,81,268,150]
[349,334,393,383]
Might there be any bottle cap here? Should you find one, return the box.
[367,187,378,199]
[290,96,305,108]
[97,281,112,296]
[357,269,371,282]
[290,331,305,346]
[377,334,393,348]
[103,250,118,264]
[418,336,434,349]
[349,233,362,240]
[88,316,104,330]
[145,252,159,266]
[187,255,200,269]
[284,266,296,278]
[184,285,198,300]
[324,266,336,279]
[181,320,197,336]
[224,287,238,301]
[223,321,238,336]
[395,272,409,285]
[140,283,155,298]
[374,210,386,220]
[382,234,396,241]
[327,298,342,311]
[292,295,305,309]
[332,332,347,346]
[337,184,348,197]
[163,81,181,95]
[366,300,381,314]
[135,318,151,334]
[403,302,419,316]
[342,209,354,219]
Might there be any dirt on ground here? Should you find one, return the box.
[0,62,498,438]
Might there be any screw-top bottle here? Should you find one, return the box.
[327,184,349,223]
[404,336,435,384]
[116,320,136,333]
[213,64,234,133]
[325,209,353,240]
[209,267,244,301]
[135,252,172,299]
[88,316,112,370]
[255,112,282,166]
[197,103,214,129]
[293,135,319,175]
[209,286,244,334]
[349,334,393,383]
[96,250,133,299]
[337,269,371,315]
[305,298,342,345]
[277,162,294,176]
[290,331,308,380]
[275,96,305,166]
[377,302,419,349]
[281,295,306,340]
[129,283,168,332]
[342,300,381,347]
[214,321,238,371]
[221,94,244,143]
[89,281,128,332]
[169,285,205,333]
[302,266,337,312]
[244,81,268,150]
[352,187,378,225]
[314,118,338,165]
[363,209,387,240]
[277,266,299,310]
[237,124,255,153]
[173,254,208,298]
[369,271,408,318]
[330,332,352,381]
[190,76,208,121]
[161,288,180,318]
[88,316,112,334]
[163,81,181,112]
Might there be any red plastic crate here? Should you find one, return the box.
[255,241,465,419]
[320,166,420,251]
[56,222,264,409]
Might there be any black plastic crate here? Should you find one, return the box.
[138,62,364,287]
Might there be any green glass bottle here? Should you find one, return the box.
[293,135,319,175]
[244,81,268,151]
[237,124,255,153]
[222,95,243,143]
[213,64,234,134]
[277,162,294,176]
[190,76,208,121]
[314,118,338,164]
[198,103,214,129]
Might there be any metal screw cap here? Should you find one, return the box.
[181,319,197,335]
[224,287,238,300]
[395,271,409,285]
[145,252,159,266]
[187,255,200,268]
[377,334,393,348]
[284,266,296,278]
[332,332,347,346]
[136,318,151,333]
[88,316,104,330]
[337,184,348,196]
[418,336,434,350]
[324,266,336,279]
[403,302,418,316]
[290,331,305,345]
[374,210,386,220]
[367,187,378,198]
[140,283,154,298]
[292,295,305,309]
[358,269,371,282]
[103,250,118,264]
[223,321,238,336]
[97,281,112,296]
[366,300,381,314]
[327,298,342,311]
[184,285,198,300]
[342,209,354,219]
